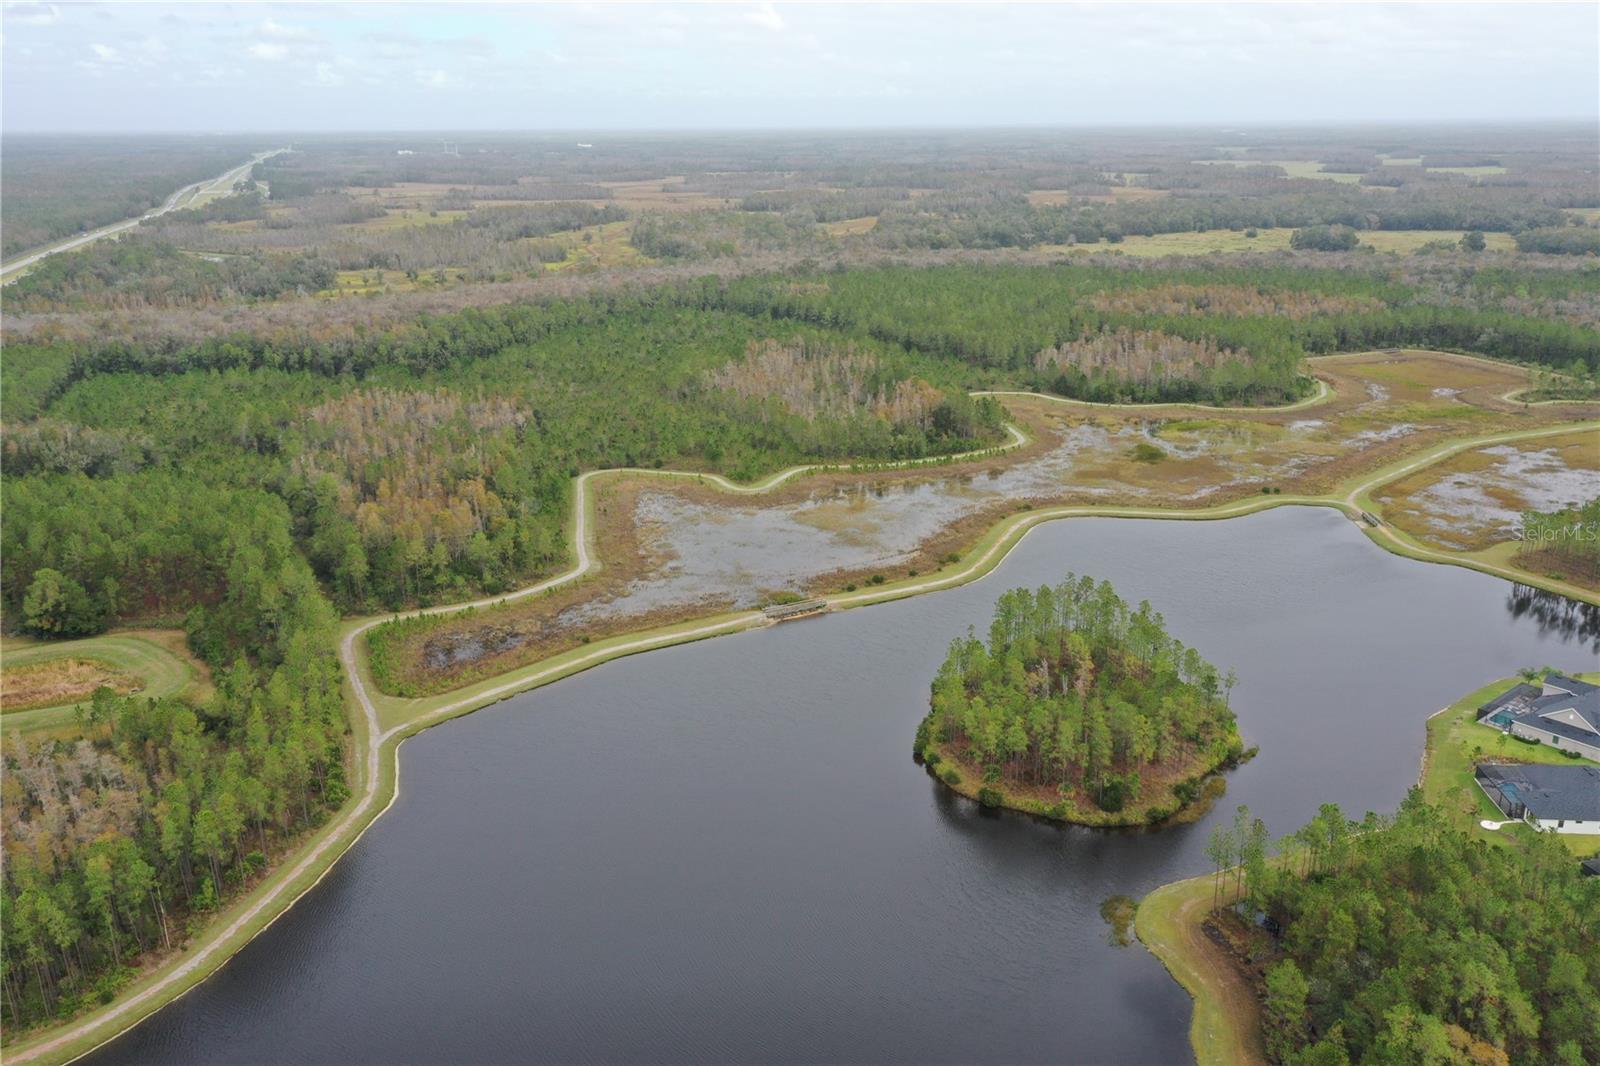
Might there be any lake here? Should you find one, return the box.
[87,507,1594,1065]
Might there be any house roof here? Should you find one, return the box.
[1477,763,1600,821]
[1479,682,1542,717]
[1584,857,1600,877]
[1546,673,1600,697]
[1478,675,1600,749]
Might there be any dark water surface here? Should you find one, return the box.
[89,508,1592,1065]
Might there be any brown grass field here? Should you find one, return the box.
[1,657,139,712]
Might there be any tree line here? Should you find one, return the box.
[1204,795,1600,1065]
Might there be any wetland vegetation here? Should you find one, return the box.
[4,123,1599,1060]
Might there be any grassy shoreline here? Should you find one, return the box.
[10,358,1599,1064]
[917,715,1248,829]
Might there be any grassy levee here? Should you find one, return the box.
[1135,874,1268,1066]
[1,631,209,734]
[13,355,1597,1063]
[1347,420,1600,606]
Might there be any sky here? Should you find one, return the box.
[3,1,1596,132]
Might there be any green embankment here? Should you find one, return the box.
[12,365,1600,1065]
[1,631,206,734]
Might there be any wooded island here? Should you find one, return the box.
[915,575,1247,826]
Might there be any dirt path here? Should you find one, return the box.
[1136,876,1268,1066]
[11,382,1594,1065]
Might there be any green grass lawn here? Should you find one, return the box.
[1,631,208,735]
[1422,671,1600,858]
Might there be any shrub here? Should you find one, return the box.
[1095,773,1139,812]
[941,767,961,785]
[977,787,1005,808]
[1290,224,1360,252]
[869,574,886,585]
[1130,442,1166,463]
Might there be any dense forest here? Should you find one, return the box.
[916,576,1243,820]
[1,298,1002,617]
[4,125,1598,1039]
[0,479,347,1030]
[1220,795,1600,1065]
[6,260,1598,625]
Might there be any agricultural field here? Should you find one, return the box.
[1192,159,1366,183]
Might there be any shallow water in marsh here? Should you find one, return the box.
[87,508,1595,1065]
[568,416,1360,624]
[1402,443,1599,549]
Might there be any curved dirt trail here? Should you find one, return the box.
[13,386,1594,1065]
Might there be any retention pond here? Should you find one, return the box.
[88,507,1595,1064]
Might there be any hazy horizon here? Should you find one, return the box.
[4,1,1596,133]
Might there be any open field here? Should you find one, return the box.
[543,219,653,272]
[1047,227,1517,257]
[1,657,138,711]
[1026,186,1170,206]
[0,630,210,735]
[821,215,880,236]
[1192,158,1365,182]
[1420,673,1600,858]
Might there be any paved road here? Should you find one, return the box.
[0,149,285,284]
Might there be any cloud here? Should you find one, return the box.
[258,19,312,41]
[312,60,344,87]
[89,42,118,61]
[744,2,785,33]
[415,68,456,90]
[248,41,288,61]
[365,31,421,59]
[5,1,58,26]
